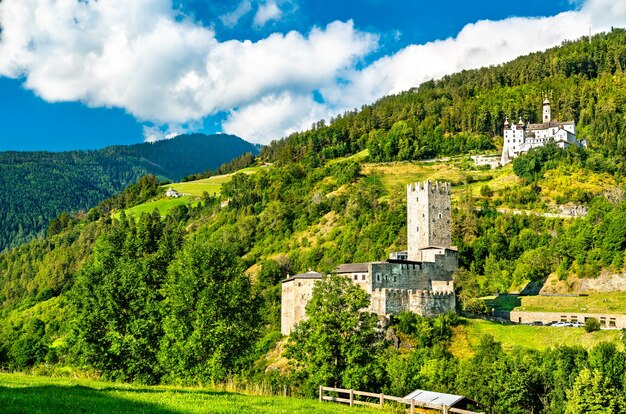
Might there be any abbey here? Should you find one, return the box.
[500,97,586,165]
[281,181,457,335]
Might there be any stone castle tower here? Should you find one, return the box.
[407,181,451,261]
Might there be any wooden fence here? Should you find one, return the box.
[319,386,484,414]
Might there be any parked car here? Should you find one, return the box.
[570,322,584,328]
[551,322,571,327]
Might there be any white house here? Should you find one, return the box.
[500,97,585,165]
[165,187,180,198]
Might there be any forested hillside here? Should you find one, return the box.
[3,29,626,414]
[0,133,256,251]
[262,28,626,169]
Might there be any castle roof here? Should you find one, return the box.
[335,262,372,273]
[527,120,574,130]
[282,270,323,283]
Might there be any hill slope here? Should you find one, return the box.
[0,133,257,251]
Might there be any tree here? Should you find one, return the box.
[287,275,385,396]
[585,318,601,332]
[159,240,258,383]
[565,369,626,414]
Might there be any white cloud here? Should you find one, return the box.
[0,0,626,144]
[254,0,282,27]
[222,92,331,142]
[220,0,253,28]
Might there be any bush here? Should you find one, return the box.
[585,318,601,332]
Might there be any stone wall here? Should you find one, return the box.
[510,310,626,329]
[371,288,455,316]
[370,258,455,292]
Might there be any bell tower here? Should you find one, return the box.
[542,96,551,122]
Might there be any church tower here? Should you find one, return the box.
[543,96,551,122]
[406,181,451,261]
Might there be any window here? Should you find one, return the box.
[353,275,358,281]
[610,318,616,327]
[560,316,567,322]
[361,274,366,281]
[376,274,381,282]
[416,226,419,232]
[416,197,419,202]
[393,276,397,283]
[438,213,442,219]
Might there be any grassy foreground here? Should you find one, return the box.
[0,373,379,414]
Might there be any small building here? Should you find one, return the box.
[405,389,483,411]
[471,155,500,169]
[165,187,180,198]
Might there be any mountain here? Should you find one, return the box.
[0,133,257,251]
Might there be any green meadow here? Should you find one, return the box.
[167,166,264,197]
[0,373,378,414]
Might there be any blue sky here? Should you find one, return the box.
[0,0,622,151]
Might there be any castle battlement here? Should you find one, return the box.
[407,180,451,195]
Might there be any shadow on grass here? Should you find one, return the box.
[484,294,521,312]
[0,384,184,414]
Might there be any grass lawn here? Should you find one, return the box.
[166,166,263,197]
[117,196,200,219]
[0,373,379,414]
[482,293,626,314]
[450,317,623,359]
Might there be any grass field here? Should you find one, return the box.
[118,196,200,219]
[0,373,378,414]
[483,293,626,314]
[167,166,263,197]
[450,317,623,359]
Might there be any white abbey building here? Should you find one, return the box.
[500,97,586,165]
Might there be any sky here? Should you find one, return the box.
[1,0,626,151]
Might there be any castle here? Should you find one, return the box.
[500,97,585,165]
[281,181,457,335]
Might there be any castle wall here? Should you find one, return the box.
[371,288,456,316]
[281,278,320,335]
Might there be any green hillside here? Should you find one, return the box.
[0,133,257,251]
[3,29,626,414]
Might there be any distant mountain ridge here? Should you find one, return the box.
[0,133,257,251]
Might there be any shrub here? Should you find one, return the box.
[585,318,601,332]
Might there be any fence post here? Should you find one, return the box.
[410,399,415,414]
[349,389,354,406]
[319,385,323,402]
[442,405,449,414]
[379,393,384,407]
